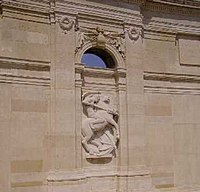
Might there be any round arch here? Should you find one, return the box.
[75,42,125,69]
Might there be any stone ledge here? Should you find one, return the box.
[147,0,200,9]
[144,72,200,83]
[0,57,50,72]
[0,57,50,86]
[0,73,50,86]
[47,168,150,182]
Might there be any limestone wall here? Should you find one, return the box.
[0,0,199,192]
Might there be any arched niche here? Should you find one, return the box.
[81,47,115,69]
[74,40,127,163]
[75,42,125,69]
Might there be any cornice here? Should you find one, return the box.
[144,71,200,84]
[56,0,141,16]
[0,0,142,25]
[143,21,200,37]
[75,13,124,29]
[144,85,200,95]
[2,0,50,14]
[146,0,200,9]
[142,0,200,16]
[0,0,199,37]
[1,0,199,28]
[0,57,50,72]
[144,30,176,41]
[0,73,50,86]
[125,0,200,9]
[144,71,200,95]
[1,0,50,23]
[55,0,142,26]
[176,31,200,38]
[0,57,50,86]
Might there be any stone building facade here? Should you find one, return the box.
[0,0,200,192]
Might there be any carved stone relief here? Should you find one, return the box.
[59,16,74,33]
[81,92,119,158]
[75,26,125,59]
[75,24,143,60]
[126,27,142,42]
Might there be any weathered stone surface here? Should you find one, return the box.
[0,0,199,192]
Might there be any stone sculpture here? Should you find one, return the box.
[126,27,142,42]
[75,26,125,58]
[81,92,119,158]
[59,16,74,32]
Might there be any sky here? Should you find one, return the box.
[81,53,106,68]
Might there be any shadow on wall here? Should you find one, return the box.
[143,9,200,26]
[81,47,116,69]
[86,157,112,164]
[85,0,139,10]
[86,0,200,24]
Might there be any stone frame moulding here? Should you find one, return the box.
[74,24,126,67]
[75,41,125,69]
[74,24,127,166]
[74,67,127,162]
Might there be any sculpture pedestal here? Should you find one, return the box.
[86,154,113,159]
[47,166,156,192]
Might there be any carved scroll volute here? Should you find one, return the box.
[59,16,74,33]
[81,92,119,159]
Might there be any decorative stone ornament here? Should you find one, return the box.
[96,27,106,48]
[81,92,119,158]
[127,27,141,42]
[59,16,74,32]
[75,26,125,59]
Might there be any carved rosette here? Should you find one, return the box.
[75,26,125,59]
[59,16,74,33]
[81,92,119,158]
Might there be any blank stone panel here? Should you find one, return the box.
[143,39,175,72]
[178,36,200,66]
[9,85,49,185]
[174,124,200,187]
[0,18,50,61]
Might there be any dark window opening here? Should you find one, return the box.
[81,47,115,69]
